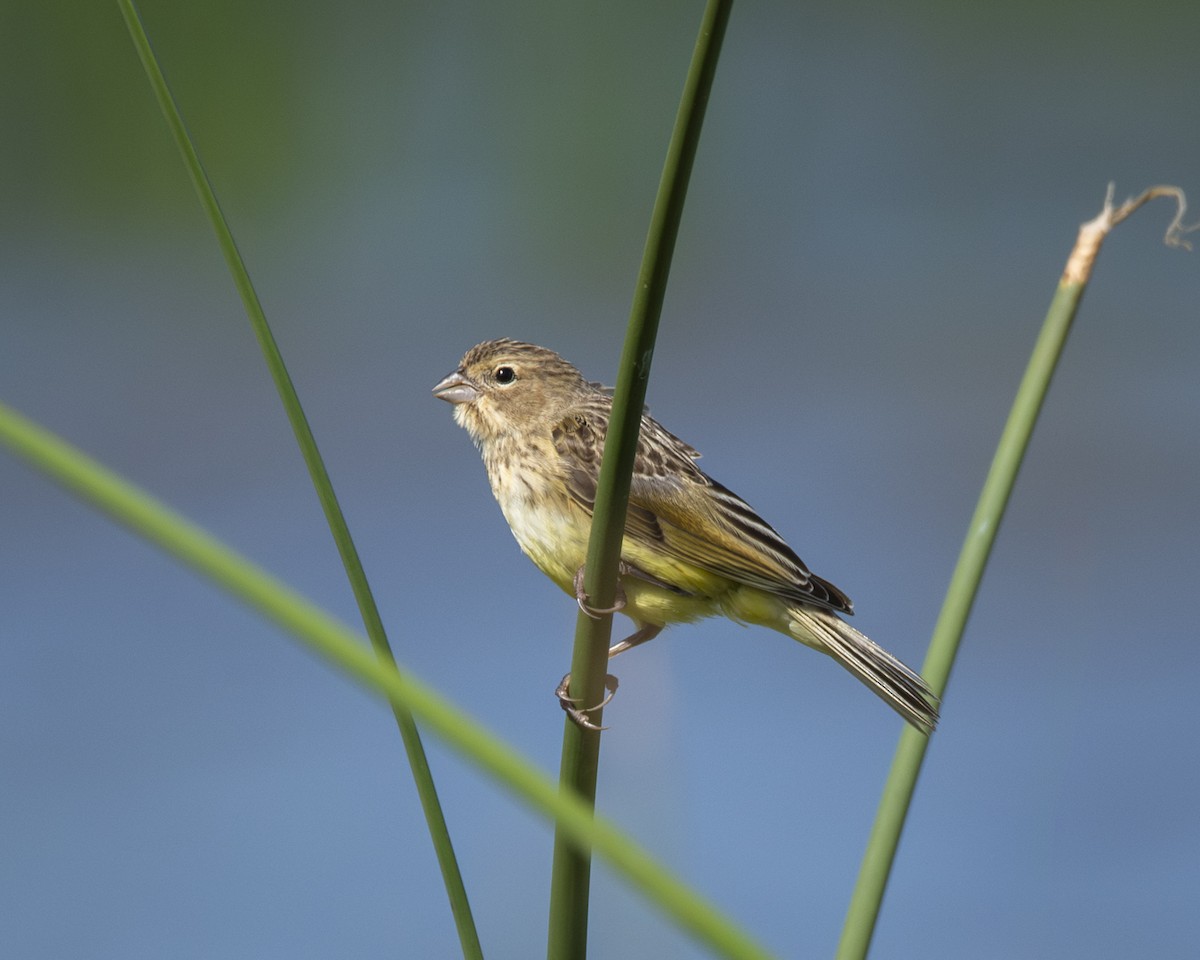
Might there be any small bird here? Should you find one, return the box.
[433,339,938,733]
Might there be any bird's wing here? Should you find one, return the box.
[551,402,853,614]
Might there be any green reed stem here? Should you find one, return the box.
[836,198,1128,959]
[116,2,481,955]
[837,279,1087,958]
[546,2,735,958]
[0,401,773,960]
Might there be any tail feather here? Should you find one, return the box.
[788,606,939,734]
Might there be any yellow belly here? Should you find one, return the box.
[491,471,793,635]
[500,493,591,593]
[499,492,757,630]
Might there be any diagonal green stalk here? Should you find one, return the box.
[835,186,1191,959]
[0,401,774,960]
[115,2,481,955]
[835,283,1085,960]
[546,2,734,958]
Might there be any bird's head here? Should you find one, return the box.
[433,338,587,445]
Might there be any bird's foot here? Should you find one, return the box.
[573,564,627,619]
[556,672,620,731]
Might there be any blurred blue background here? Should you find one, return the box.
[3,2,1198,958]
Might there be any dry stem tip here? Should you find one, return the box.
[1063,183,1195,285]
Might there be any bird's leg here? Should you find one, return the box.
[575,560,690,620]
[555,623,663,730]
[562,562,621,729]
[607,623,662,658]
[556,672,620,731]
[573,563,627,618]
[563,562,671,728]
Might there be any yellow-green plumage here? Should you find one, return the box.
[434,338,939,733]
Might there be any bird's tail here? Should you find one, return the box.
[787,605,939,734]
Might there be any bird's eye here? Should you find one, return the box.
[494,366,516,384]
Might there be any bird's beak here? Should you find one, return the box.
[432,370,479,405]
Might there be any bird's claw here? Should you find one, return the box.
[556,672,620,731]
[574,564,627,618]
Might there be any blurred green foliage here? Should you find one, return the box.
[2,2,308,225]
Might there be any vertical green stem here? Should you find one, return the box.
[836,281,1088,959]
[545,2,734,958]
[116,3,481,956]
